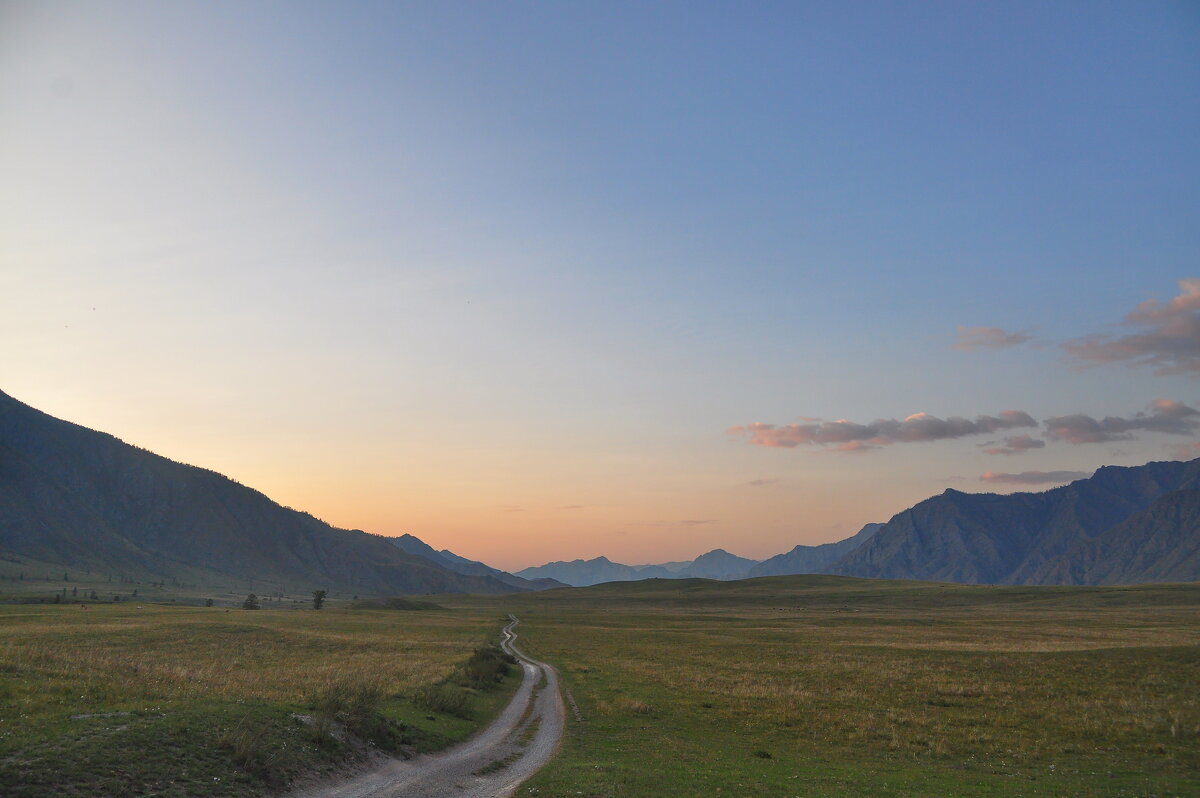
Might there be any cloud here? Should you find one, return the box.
[980,470,1090,485]
[1044,399,1200,444]
[728,410,1036,451]
[557,505,585,510]
[981,434,1046,456]
[679,519,713,527]
[953,326,1032,351]
[743,478,779,487]
[1064,278,1200,375]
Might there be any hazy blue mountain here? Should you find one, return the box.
[827,460,1200,585]
[678,548,759,580]
[515,556,646,587]
[748,523,882,577]
[0,389,522,595]
[390,533,565,590]
[516,549,761,586]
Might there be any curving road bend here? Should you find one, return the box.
[289,615,564,798]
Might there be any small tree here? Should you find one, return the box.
[205,598,214,607]
[242,593,260,610]
[312,590,327,610]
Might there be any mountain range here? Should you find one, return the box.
[828,460,1200,585]
[2,387,1198,593]
[513,464,1200,587]
[0,389,532,596]
[514,548,760,587]
[390,533,563,591]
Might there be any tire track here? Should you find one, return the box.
[288,615,564,798]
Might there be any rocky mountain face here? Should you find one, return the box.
[749,523,883,577]
[390,533,564,590]
[0,389,522,595]
[827,460,1200,585]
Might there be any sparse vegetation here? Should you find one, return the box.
[447,576,1200,797]
[413,682,473,718]
[348,596,444,611]
[0,602,519,796]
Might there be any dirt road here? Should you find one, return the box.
[289,615,564,798]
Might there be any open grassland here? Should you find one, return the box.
[446,576,1200,797]
[0,602,518,797]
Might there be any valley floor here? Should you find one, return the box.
[448,576,1200,797]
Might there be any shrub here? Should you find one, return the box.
[218,716,284,786]
[460,644,516,689]
[413,683,472,718]
[310,679,408,751]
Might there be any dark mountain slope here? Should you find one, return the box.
[828,460,1200,585]
[391,533,565,590]
[1029,489,1200,585]
[749,523,882,577]
[0,389,518,595]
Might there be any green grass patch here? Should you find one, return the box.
[0,603,520,795]
[443,576,1200,797]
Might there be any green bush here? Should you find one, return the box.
[309,679,408,751]
[460,644,517,689]
[412,683,472,718]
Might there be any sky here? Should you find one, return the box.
[2,1,1199,571]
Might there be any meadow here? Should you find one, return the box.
[455,576,1200,797]
[2,574,1197,797]
[0,600,518,797]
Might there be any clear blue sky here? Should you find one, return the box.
[3,1,1199,568]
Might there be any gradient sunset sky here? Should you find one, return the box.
[3,2,1199,570]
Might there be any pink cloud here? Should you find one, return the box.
[953,326,1032,351]
[981,434,1046,456]
[729,410,1036,452]
[1044,400,1200,444]
[1065,279,1200,375]
[1127,278,1200,323]
[980,470,1090,485]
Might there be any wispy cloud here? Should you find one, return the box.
[1044,399,1200,444]
[728,410,1036,451]
[1064,278,1200,376]
[557,504,585,510]
[980,470,1090,485]
[743,478,779,487]
[953,326,1031,351]
[980,434,1046,456]
[679,519,713,527]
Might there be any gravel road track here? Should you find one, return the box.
[288,615,564,798]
